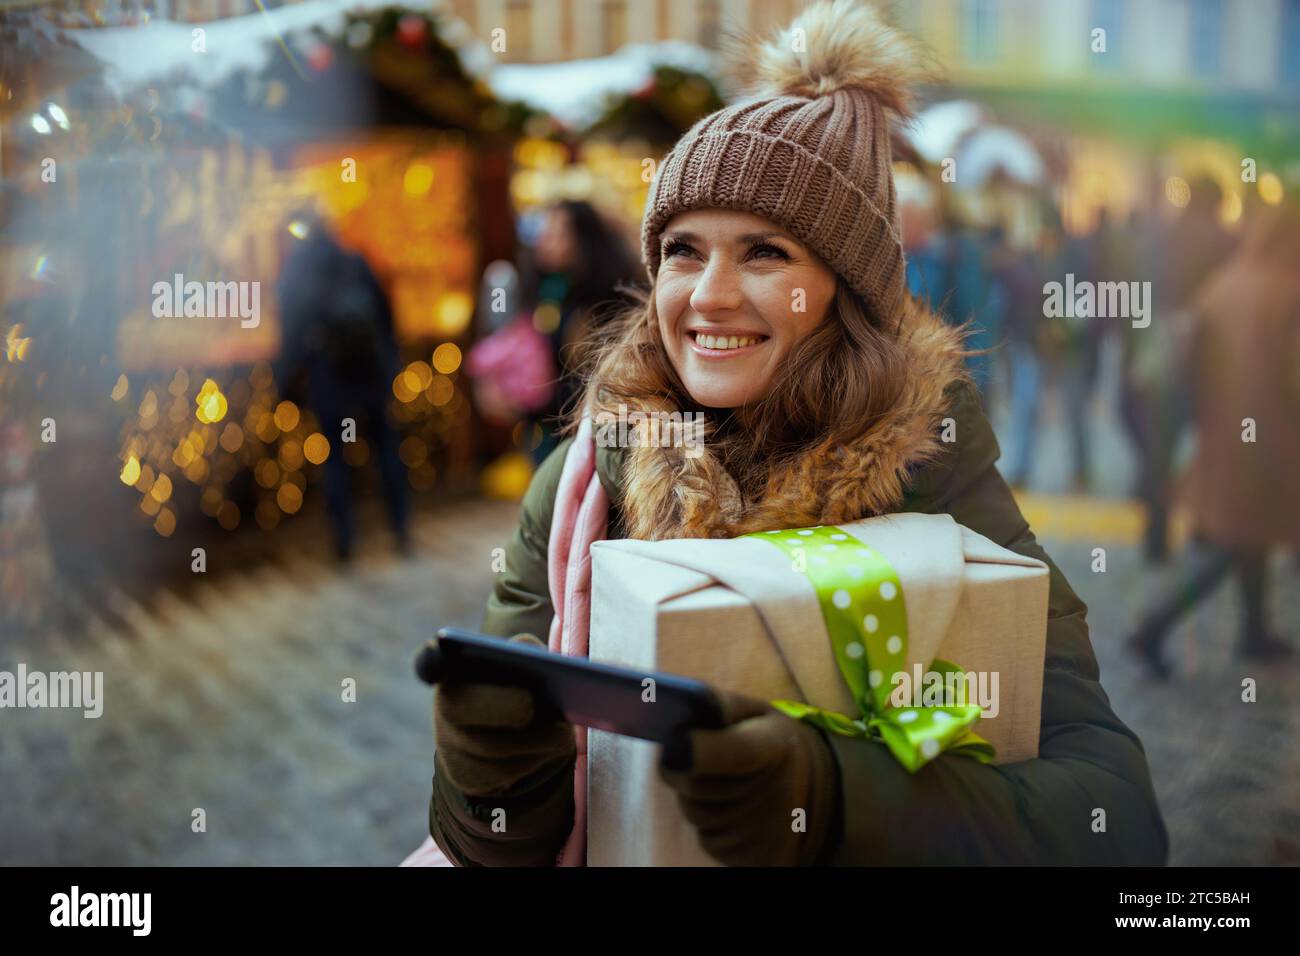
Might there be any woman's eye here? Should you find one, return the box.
[663,241,695,259]
[748,243,790,261]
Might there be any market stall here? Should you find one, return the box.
[0,4,536,613]
[493,42,723,237]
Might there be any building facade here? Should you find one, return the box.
[444,0,1299,93]
[907,0,1299,94]
[445,0,802,61]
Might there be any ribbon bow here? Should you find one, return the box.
[743,525,995,772]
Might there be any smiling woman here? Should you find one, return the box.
[654,210,836,410]
[426,0,1168,870]
[578,218,927,536]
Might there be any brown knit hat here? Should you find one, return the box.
[641,0,928,324]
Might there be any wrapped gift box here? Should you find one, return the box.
[585,512,1050,867]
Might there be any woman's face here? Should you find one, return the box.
[655,209,836,409]
[534,206,577,273]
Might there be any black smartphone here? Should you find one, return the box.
[415,628,725,767]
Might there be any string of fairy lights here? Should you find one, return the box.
[110,343,469,538]
[96,132,479,541]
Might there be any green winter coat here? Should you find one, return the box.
[454,382,1169,865]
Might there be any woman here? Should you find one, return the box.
[526,200,641,463]
[427,0,1167,867]
[1127,198,1300,679]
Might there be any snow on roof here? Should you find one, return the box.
[66,0,489,96]
[905,100,988,164]
[488,41,717,128]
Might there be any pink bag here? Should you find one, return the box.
[402,415,608,867]
[465,315,557,421]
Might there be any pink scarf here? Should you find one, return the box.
[402,417,607,867]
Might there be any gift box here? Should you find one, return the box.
[585,512,1050,867]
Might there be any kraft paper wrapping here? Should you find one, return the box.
[585,512,1049,867]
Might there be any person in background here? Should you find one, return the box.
[947,220,1003,405]
[465,260,559,446]
[995,222,1053,488]
[274,211,410,562]
[477,259,523,337]
[525,200,641,463]
[1120,177,1235,561]
[900,173,950,309]
[1054,212,1105,492]
[1127,199,1300,679]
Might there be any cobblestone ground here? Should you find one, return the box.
[1,497,517,866]
[1,492,1297,865]
[1044,541,1300,866]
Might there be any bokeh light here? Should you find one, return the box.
[273,400,301,432]
[1164,176,1191,208]
[432,342,462,374]
[303,433,330,465]
[120,455,142,486]
[276,483,303,515]
[196,379,228,424]
[404,162,434,195]
[1259,172,1284,205]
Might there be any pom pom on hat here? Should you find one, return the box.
[724,0,934,117]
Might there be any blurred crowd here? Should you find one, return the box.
[898,172,1300,676]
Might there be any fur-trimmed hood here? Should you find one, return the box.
[592,296,970,541]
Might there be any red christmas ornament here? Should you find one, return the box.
[307,42,333,73]
[397,14,427,49]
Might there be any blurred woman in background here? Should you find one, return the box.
[526,200,641,462]
[1128,198,1300,679]
[1120,177,1236,562]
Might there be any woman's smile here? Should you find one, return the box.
[685,327,771,357]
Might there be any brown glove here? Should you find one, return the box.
[658,689,841,867]
[429,633,577,866]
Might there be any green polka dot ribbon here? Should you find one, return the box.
[744,524,995,773]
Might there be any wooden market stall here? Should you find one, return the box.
[0,4,539,613]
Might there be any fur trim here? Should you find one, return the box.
[725,0,932,116]
[612,297,969,541]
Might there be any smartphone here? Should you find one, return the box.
[415,628,725,767]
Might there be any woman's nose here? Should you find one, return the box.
[688,256,743,315]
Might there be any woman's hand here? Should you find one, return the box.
[658,689,840,866]
[433,633,576,798]
[429,633,577,866]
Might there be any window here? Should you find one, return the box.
[1189,0,1224,80]
[698,0,720,49]
[1090,0,1124,72]
[1283,0,1300,86]
[505,0,531,60]
[603,0,628,54]
[961,0,998,64]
